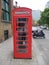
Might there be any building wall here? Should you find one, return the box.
[0,0,2,42]
[0,0,13,42]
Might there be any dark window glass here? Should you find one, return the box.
[4,30,9,40]
[17,41,26,44]
[2,0,10,21]
[18,37,27,40]
[17,18,27,21]
[18,23,25,27]
[18,46,26,49]
[18,50,27,53]
[18,32,27,36]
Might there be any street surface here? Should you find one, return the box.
[33,30,49,65]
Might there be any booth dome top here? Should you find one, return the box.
[13,7,32,11]
[13,7,32,16]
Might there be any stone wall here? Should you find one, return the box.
[0,0,13,43]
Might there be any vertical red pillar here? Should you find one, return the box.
[12,7,32,59]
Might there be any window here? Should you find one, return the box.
[2,0,10,22]
[18,18,27,21]
[4,30,9,40]
[2,11,6,20]
[6,0,9,2]
[6,3,9,11]
[2,1,5,9]
[6,13,10,21]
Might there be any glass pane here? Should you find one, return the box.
[2,0,9,11]
[18,46,26,49]
[6,13,10,21]
[18,37,27,40]
[18,23,25,27]
[2,11,7,20]
[2,11,10,21]
[6,3,9,11]
[2,1,6,10]
[17,18,27,22]
[6,0,8,2]
[17,41,27,44]
[17,49,27,53]
[18,32,27,36]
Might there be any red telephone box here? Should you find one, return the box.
[12,7,32,59]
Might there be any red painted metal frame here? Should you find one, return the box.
[12,7,32,58]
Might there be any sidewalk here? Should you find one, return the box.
[0,37,39,65]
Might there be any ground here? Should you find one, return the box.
[0,30,49,65]
[0,38,39,65]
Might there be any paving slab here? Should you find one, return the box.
[0,37,40,65]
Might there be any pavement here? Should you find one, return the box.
[0,37,45,65]
[0,30,49,65]
[1,28,49,65]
